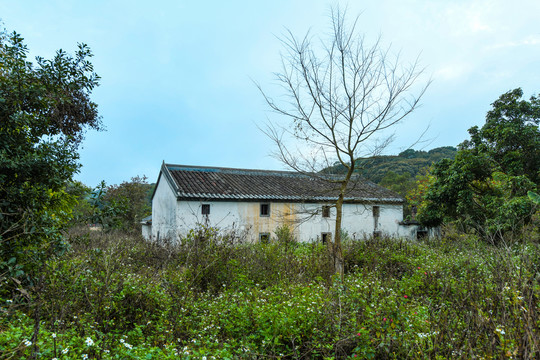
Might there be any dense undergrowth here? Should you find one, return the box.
[1,226,539,359]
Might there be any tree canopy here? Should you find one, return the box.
[413,89,539,239]
[0,29,101,279]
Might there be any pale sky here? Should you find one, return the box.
[2,0,539,186]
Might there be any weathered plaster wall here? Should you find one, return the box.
[141,223,152,240]
[151,176,178,241]
[172,200,405,242]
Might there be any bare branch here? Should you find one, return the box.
[257,5,429,275]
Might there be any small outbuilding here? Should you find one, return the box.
[144,162,413,243]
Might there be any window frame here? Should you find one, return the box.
[259,232,270,243]
[321,232,331,244]
[260,203,270,217]
[322,205,331,218]
[201,204,210,215]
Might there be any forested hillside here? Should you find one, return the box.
[321,146,457,202]
[323,146,457,183]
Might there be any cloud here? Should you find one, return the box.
[488,35,540,50]
[434,63,471,81]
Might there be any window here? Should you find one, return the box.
[260,203,270,217]
[372,206,380,217]
[259,233,270,243]
[321,232,331,244]
[202,204,210,215]
[322,205,330,218]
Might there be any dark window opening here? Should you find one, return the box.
[321,232,331,244]
[259,233,270,243]
[202,204,210,215]
[260,203,270,217]
[417,229,428,240]
[322,206,330,218]
[373,206,380,217]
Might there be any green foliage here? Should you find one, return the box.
[323,146,457,184]
[529,190,540,204]
[323,147,457,219]
[415,89,539,239]
[102,176,152,232]
[64,177,152,233]
[1,230,539,359]
[65,181,94,226]
[379,171,415,198]
[273,223,297,247]
[86,181,128,231]
[0,28,101,281]
[464,88,540,184]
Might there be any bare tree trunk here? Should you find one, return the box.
[333,166,354,277]
[258,6,428,277]
[333,194,345,277]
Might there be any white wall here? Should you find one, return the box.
[151,176,178,241]
[170,200,405,242]
[141,223,152,240]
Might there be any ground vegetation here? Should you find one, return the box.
[1,226,538,359]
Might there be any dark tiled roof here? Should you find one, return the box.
[162,163,403,203]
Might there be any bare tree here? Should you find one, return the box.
[258,7,429,275]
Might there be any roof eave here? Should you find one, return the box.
[175,194,403,204]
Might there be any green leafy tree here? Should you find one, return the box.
[0,29,101,280]
[416,89,539,239]
[463,88,540,183]
[102,176,152,232]
[65,180,94,227]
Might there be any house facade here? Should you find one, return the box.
[143,162,413,243]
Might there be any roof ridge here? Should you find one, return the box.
[165,163,315,177]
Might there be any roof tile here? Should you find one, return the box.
[165,164,403,203]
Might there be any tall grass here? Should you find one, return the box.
[1,226,538,359]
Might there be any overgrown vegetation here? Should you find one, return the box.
[0,28,101,287]
[67,177,153,233]
[1,22,539,360]
[412,89,539,240]
[1,226,538,359]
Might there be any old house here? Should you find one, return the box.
[143,162,413,242]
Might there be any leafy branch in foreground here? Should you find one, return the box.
[0,29,101,282]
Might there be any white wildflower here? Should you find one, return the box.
[23,339,32,346]
[52,333,57,338]
[85,337,94,346]
[62,347,69,354]
[82,355,88,360]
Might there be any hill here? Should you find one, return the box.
[323,146,457,183]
